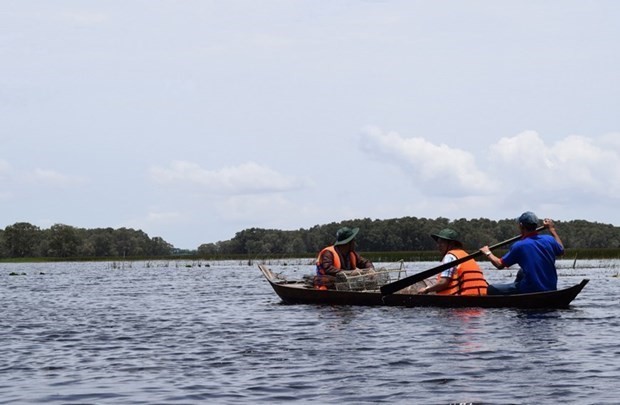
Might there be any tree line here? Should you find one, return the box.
[197,217,620,256]
[0,222,174,259]
[2,217,619,259]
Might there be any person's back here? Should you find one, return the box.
[502,233,562,293]
[481,212,564,296]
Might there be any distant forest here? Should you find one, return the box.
[0,223,174,259]
[197,217,620,257]
[1,217,620,260]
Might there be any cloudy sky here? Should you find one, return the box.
[2,1,619,249]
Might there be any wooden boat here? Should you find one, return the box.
[258,265,589,309]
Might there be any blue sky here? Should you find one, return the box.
[1,1,619,249]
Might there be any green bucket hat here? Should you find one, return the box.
[334,227,359,246]
[431,228,461,243]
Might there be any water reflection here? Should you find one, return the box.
[440,308,488,353]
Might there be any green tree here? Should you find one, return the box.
[48,224,80,257]
[149,236,174,256]
[91,228,117,256]
[3,222,41,257]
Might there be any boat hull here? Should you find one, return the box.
[259,265,589,309]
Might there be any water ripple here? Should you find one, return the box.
[1,261,619,403]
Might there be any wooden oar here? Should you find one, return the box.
[380,225,546,295]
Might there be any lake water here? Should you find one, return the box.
[1,259,619,404]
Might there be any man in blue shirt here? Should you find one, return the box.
[480,211,564,295]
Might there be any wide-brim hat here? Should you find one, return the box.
[431,228,461,243]
[334,227,359,246]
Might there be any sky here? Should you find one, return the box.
[1,1,619,249]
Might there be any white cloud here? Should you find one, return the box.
[360,126,498,196]
[357,128,620,227]
[149,161,307,195]
[489,131,620,199]
[489,131,550,170]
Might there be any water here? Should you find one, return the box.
[1,259,619,404]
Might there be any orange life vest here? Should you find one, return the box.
[314,246,358,290]
[436,249,488,296]
[316,246,357,273]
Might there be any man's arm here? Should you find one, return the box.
[480,245,506,269]
[544,218,564,251]
[355,253,374,270]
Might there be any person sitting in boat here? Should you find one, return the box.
[480,212,564,295]
[418,228,488,295]
[314,226,375,290]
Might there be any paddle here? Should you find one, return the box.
[380,225,546,295]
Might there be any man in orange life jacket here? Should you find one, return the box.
[418,228,488,295]
[314,227,375,290]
